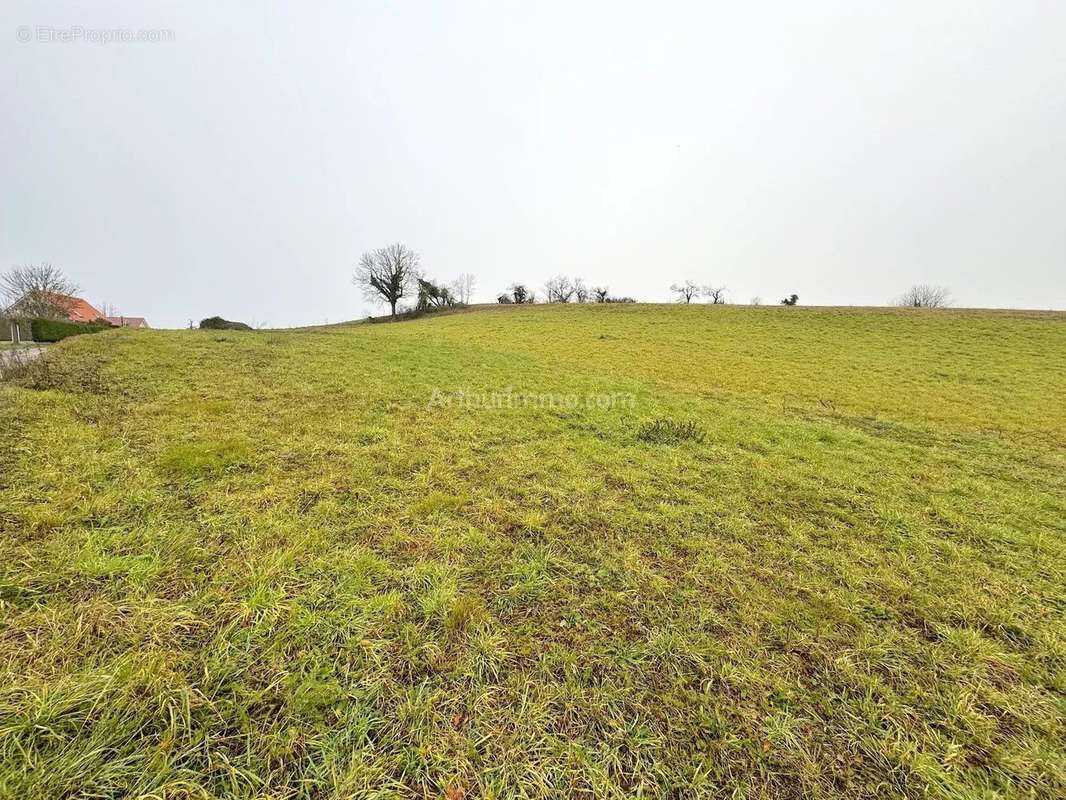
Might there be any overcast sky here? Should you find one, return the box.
[3,1,1064,327]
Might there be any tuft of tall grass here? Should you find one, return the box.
[635,418,706,444]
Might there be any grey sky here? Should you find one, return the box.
[3,1,1064,328]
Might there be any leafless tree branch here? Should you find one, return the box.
[896,284,951,308]
[703,285,728,304]
[2,264,80,319]
[450,273,476,304]
[544,275,576,303]
[670,281,700,303]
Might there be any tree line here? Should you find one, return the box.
[0,258,953,329]
[351,246,957,315]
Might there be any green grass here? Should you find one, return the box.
[1,304,1064,799]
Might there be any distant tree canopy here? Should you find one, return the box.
[497,284,536,304]
[781,294,799,306]
[416,277,457,311]
[896,285,950,308]
[353,243,419,317]
[508,283,533,304]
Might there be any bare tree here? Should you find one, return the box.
[353,243,420,317]
[2,264,79,319]
[573,278,590,303]
[703,285,727,305]
[670,281,700,304]
[592,286,609,303]
[544,275,576,303]
[896,284,951,308]
[508,283,530,304]
[450,273,476,304]
[749,296,762,306]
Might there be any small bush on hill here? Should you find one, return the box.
[199,317,253,331]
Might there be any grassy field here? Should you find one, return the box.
[1,304,1064,799]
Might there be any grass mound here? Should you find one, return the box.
[1,305,1064,798]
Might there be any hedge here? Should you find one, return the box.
[30,318,110,343]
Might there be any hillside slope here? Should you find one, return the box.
[1,305,1064,798]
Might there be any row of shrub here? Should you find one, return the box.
[29,318,110,342]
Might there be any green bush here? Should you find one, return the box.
[199,316,253,331]
[30,318,109,343]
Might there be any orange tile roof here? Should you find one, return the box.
[61,296,105,323]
